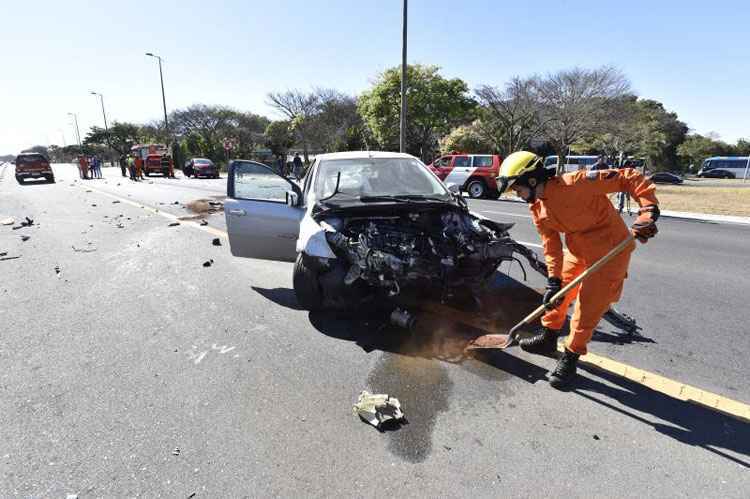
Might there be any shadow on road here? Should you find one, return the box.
[575,364,750,469]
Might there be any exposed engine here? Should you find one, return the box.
[323,207,546,298]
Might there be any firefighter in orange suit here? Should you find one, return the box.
[497,151,659,389]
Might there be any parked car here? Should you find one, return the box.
[184,158,219,178]
[223,151,547,311]
[14,152,54,183]
[648,172,683,184]
[426,154,503,199]
[544,155,609,172]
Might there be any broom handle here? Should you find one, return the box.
[516,235,634,328]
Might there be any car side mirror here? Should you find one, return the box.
[286,190,299,207]
[446,183,460,194]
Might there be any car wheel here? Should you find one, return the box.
[16,176,24,184]
[293,253,324,311]
[466,179,486,199]
[46,176,55,183]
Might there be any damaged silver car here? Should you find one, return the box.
[224,151,547,311]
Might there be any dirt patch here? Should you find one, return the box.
[185,198,225,215]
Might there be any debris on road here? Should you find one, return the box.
[91,204,97,207]
[186,198,224,215]
[173,201,180,205]
[112,200,121,204]
[212,238,221,246]
[200,219,208,226]
[54,265,61,275]
[0,217,14,225]
[22,217,34,227]
[203,259,214,267]
[353,391,406,430]
[20,235,30,242]
[1,254,20,261]
[168,222,180,227]
[72,243,97,253]
[172,447,181,456]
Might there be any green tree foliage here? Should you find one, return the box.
[358,64,476,159]
[264,120,295,159]
[84,121,142,156]
[677,134,734,171]
[439,122,495,154]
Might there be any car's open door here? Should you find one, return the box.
[225,160,304,262]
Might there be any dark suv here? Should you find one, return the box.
[15,153,54,183]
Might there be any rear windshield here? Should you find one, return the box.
[195,159,213,165]
[16,154,46,164]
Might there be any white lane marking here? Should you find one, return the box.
[480,210,533,219]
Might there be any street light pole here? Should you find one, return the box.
[68,112,82,153]
[145,53,169,133]
[90,91,113,165]
[399,0,408,154]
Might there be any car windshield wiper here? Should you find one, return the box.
[360,194,449,203]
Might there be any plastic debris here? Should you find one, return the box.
[168,222,180,227]
[112,200,121,204]
[20,235,30,242]
[212,238,221,246]
[353,391,406,430]
[199,220,208,226]
[203,259,214,267]
[0,217,14,225]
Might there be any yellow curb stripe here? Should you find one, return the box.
[571,346,750,423]
[82,182,750,423]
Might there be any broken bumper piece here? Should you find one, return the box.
[353,391,406,430]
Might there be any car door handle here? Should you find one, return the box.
[229,209,246,216]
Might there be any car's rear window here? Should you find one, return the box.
[16,154,46,164]
[472,156,493,167]
[195,159,213,165]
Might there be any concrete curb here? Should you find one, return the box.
[490,197,750,226]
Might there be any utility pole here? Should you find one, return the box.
[90,91,113,165]
[146,53,169,134]
[68,112,82,154]
[399,0,408,153]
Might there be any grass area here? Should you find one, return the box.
[653,184,750,217]
[499,182,750,217]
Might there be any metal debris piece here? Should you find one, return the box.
[168,222,180,227]
[203,259,214,267]
[212,238,221,246]
[0,217,14,225]
[353,391,405,430]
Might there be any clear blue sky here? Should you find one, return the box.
[1,0,748,154]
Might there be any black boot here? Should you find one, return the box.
[549,349,580,390]
[519,327,560,356]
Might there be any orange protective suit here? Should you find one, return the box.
[135,157,144,179]
[530,168,658,355]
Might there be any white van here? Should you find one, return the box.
[697,157,750,179]
[544,155,604,173]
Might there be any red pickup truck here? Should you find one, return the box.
[15,153,54,183]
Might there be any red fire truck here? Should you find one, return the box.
[130,144,174,177]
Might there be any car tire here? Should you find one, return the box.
[293,253,324,311]
[16,176,24,184]
[466,179,486,199]
[46,176,55,183]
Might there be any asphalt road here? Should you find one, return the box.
[1,163,748,497]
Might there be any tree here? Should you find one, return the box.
[22,145,49,157]
[266,90,319,162]
[474,78,546,155]
[308,89,367,153]
[732,138,750,156]
[358,64,477,160]
[264,120,295,161]
[532,66,632,173]
[84,121,141,156]
[677,134,733,171]
[439,121,495,154]
[233,112,270,158]
[169,104,240,162]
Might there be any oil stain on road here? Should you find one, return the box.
[367,352,453,463]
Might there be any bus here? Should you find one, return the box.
[544,155,605,172]
[697,157,750,179]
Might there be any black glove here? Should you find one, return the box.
[542,277,563,310]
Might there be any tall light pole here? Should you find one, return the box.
[399,0,408,153]
[145,52,169,134]
[90,91,113,165]
[67,112,82,154]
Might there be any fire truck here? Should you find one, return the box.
[130,143,174,177]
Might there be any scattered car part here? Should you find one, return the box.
[353,391,406,430]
